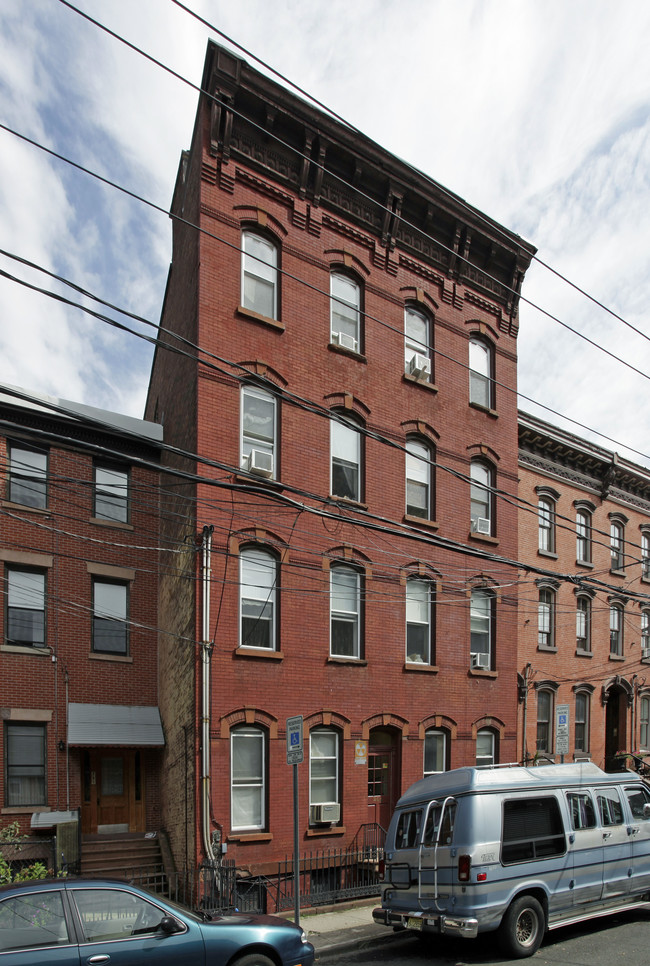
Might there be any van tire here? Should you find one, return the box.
[498,895,544,958]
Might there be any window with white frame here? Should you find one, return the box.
[610,520,625,571]
[231,726,265,830]
[641,696,650,750]
[536,689,554,754]
[576,595,591,652]
[610,602,624,656]
[330,272,361,351]
[424,729,447,775]
[642,610,650,659]
[476,729,496,767]
[241,385,277,479]
[330,565,361,658]
[331,413,362,502]
[5,722,46,806]
[405,438,432,520]
[94,465,128,523]
[8,444,47,509]
[404,305,431,379]
[469,337,493,408]
[574,691,590,754]
[470,460,493,535]
[406,578,433,664]
[470,588,493,670]
[6,569,46,648]
[576,509,592,563]
[241,230,278,319]
[538,587,555,649]
[309,729,339,809]
[239,548,277,650]
[92,580,128,655]
[643,532,650,580]
[538,496,555,553]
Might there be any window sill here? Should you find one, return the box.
[404,662,439,673]
[575,648,593,658]
[538,549,558,560]
[235,647,284,661]
[468,667,497,679]
[327,656,367,666]
[327,496,368,511]
[402,373,438,393]
[236,305,284,331]
[609,653,625,662]
[537,645,558,653]
[328,342,367,363]
[1,644,50,656]
[2,806,49,815]
[610,568,626,578]
[227,832,273,843]
[403,514,439,531]
[234,473,284,492]
[468,531,498,545]
[576,559,594,569]
[1,500,49,515]
[89,517,134,531]
[89,652,133,663]
[306,826,345,838]
[469,401,498,418]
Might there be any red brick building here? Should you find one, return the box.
[518,412,650,773]
[0,387,163,856]
[145,41,536,879]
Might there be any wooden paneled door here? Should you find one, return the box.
[81,749,145,833]
[367,727,400,831]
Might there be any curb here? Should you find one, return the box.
[311,924,406,959]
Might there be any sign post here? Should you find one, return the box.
[555,704,570,762]
[286,716,303,926]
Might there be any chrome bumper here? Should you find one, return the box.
[372,907,478,939]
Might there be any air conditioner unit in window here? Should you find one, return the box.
[471,652,490,670]
[332,331,358,353]
[247,449,274,478]
[471,516,491,535]
[408,353,431,379]
[310,803,341,824]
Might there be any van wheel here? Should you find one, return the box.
[498,895,544,958]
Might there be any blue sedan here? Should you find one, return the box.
[0,878,315,966]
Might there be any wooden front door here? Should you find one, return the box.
[367,728,400,830]
[81,749,145,833]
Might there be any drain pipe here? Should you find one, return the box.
[200,525,216,865]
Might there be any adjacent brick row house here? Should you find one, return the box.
[0,387,163,857]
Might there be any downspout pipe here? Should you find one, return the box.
[201,525,216,865]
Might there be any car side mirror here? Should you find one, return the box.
[159,916,182,935]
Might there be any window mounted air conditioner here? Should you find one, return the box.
[408,353,431,379]
[247,449,274,478]
[332,331,358,353]
[310,803,341,824]
[472,516,491,535]
[471,652,490,670]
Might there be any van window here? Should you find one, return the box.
[597,788,624,826]
[625,784,650,820]
[423,802,456,846]
[567,792,596,830]
[502,796,566,865]
[395,809,422,848]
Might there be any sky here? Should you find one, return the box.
[1,0,650,466]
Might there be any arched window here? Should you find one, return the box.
[231,725,266,830]
[610,602,624,656]
[538,496,556,553]
[406,577,434,664]
[538,586,556,649]
[424,728,448,775]
[640,696,650,751]
[469,336,494,409]
[576,509,592,563]
[642,531,650,580]
[330,564,361,659]
[331,412,362,502]
[642,610,650,659]
[241,230,278,319]
[330,272,361,352]
[536,689,554,755]
[610,520,625,571]
[574,691,590,754]
[576,595,591,653]
[476,728,497,767]
[404,305,432,380]
[309,728,340,822]
[405,437,433,520]
[470,460,494,536]
[470,588,494,670]
[241,385,277,479]
[239,547,278,650]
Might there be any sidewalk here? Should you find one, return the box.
[291,898,401,958]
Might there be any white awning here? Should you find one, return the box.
[68,703,164,746]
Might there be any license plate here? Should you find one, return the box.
[407,917,423,930]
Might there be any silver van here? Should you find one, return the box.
[373,762,650,957]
